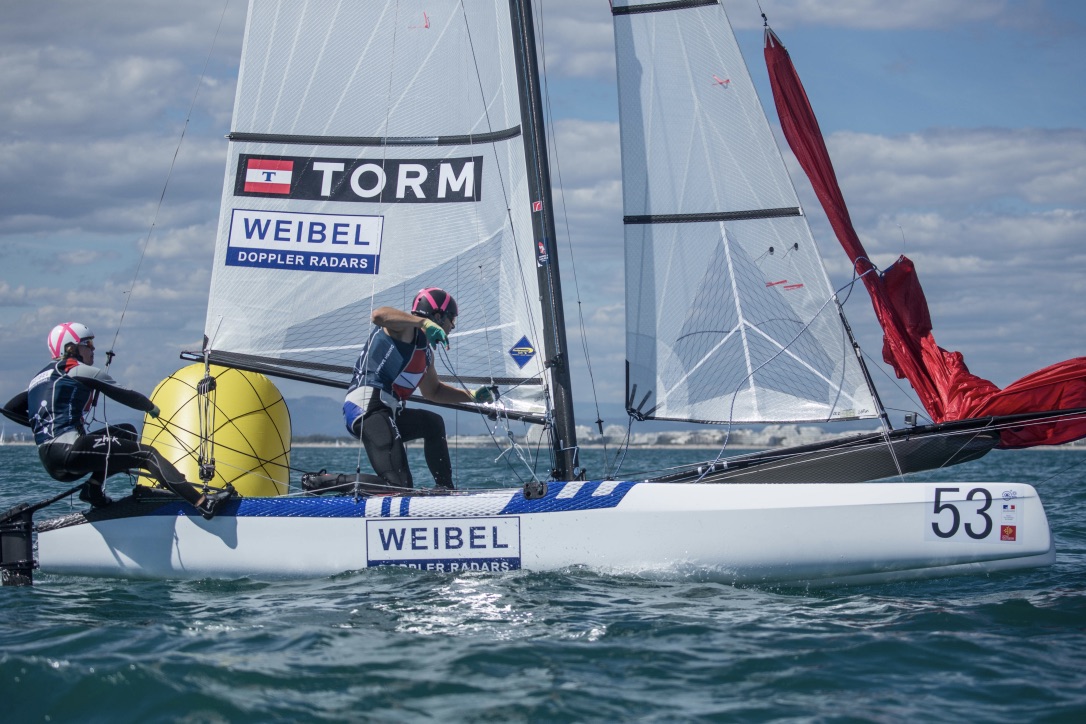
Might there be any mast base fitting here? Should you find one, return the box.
[522,481,548,500]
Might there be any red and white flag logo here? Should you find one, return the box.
[244,159,294,194]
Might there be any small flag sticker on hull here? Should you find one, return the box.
[244,159,294,194]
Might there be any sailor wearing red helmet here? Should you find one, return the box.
[342,288,495,490]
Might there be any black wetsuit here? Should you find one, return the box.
[3,357,203,505]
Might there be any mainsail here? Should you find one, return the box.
[203,2,553,408]
[764,25,1086,448]
[613,0,879,425]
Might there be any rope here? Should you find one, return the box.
[106,0,232,361]
[693,267,882,482]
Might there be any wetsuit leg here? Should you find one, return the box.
[395,408,454,489]
[60,430,204,506]
[82,424,137,486]
[358,406,414,489]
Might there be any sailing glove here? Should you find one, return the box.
[149,405,161,419]
[472,386,495,404]
[421,319,449,349]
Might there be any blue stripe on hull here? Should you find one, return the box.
[143,481,637,519]
[498,481,637,514]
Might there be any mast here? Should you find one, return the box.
[508,0,581,480]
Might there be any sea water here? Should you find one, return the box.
[1,443,1084,722]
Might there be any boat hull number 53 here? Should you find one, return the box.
[926,486,1019,542]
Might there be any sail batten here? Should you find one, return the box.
[624,207,800,224]
[227,127,523,147]
[615,1,879,424]
[612,0,720,16]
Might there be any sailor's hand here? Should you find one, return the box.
[421,319,449,349]
[149,405,161,419]
[472,386,495,404]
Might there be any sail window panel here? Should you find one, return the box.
[614,5,797,219]
[625,219,879,423]
[236,1,520,139]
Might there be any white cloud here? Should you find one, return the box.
[826,128,1086,213]
[726,0,1022,30]
[781,126,1086,390]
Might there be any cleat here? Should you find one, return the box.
[301,470,339,492]
[195,484,237,520]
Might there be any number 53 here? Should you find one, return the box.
[931,487,994,540]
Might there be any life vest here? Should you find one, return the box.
[26,359,92,445]
[347,327,432,402]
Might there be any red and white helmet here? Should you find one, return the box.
[47,322,94,359]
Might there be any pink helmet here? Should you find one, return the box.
[411,288,458,319]
[47,322,94,359]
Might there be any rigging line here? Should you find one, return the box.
[460,1,557,464]
[517,2,570,423]
[473,263,500,392]
[535,0,608,446]
[435,345,537,483]
[859,345,933,425]
[835,266,928,425]
[351,2,410,479]
[107,0,232,363]
[696,271,880,481]
[141,400,296,478]
[1037,455,1086,488]
[609,415,636,480]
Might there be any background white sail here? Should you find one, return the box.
[204,0,549,399]
[613,0,879,423]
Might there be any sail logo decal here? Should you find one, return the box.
[234,154,482,203]
[243,158,293,194]
[366,517,521,572]
[508,336,536,368]
[226,208,384,274]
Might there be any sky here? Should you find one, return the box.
[2,0,1084,435]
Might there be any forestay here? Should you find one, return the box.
[613,0,878,424]
[204,1,548,397]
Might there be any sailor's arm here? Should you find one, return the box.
[416,365,475,405]
[1,390,31,427]
[372,307,427,343]
[67,364,157,414]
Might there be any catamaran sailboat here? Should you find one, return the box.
[11,0,1083,586]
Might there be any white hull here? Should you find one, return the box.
[36,481,1054,586]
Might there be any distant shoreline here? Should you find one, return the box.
[290,441,769,451]
[287,440,1086,451]
[4,440,1083,451]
